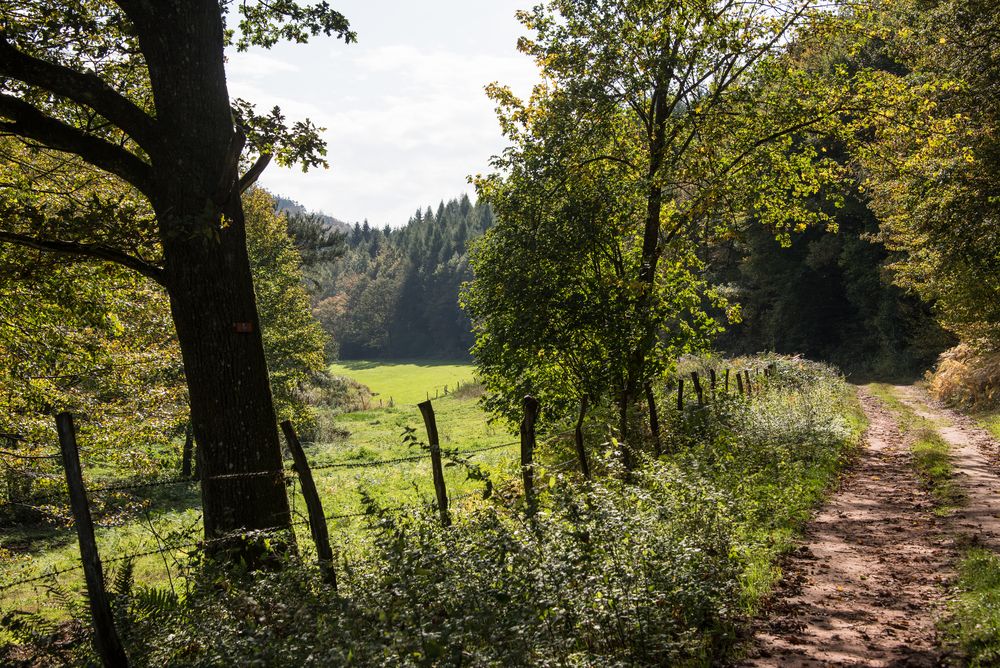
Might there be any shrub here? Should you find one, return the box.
[4,356,861,667]
[927,343,1000,410]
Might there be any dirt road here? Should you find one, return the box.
[743,385,1000,667]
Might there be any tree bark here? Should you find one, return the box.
[139,4,292,553]
[618,388,633,471]
[163,203,292,551]
[574,396,591,480]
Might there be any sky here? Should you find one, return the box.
[225,1,540,227]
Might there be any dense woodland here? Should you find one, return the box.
[1,0,999,665]
[302,195,494,360]
[288,185,952,378]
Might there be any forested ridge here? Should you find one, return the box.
[304,195,493,360]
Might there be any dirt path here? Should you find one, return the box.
[742,388,957,667]
[893,385,1000,552]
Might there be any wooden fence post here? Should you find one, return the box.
[645,384,662,457]
[724,369,730,394]
[56,413,130,668]
[691,371,704,407]
[280,421,336,588]
[417,400,450,527]
[736,370,744,395]
[574,396,592,479]
[744,369,752,397]
[521,395,540,511]
[181,422,194,478]
[677,378,685,411]
[709,369,717,402]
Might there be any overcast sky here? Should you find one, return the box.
[225,1,539,227]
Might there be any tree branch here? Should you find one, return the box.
[0,93,153,194]
[109,0,154,23]
[0,35,159,154]
[0,230,166,286]
[238,153,272,194]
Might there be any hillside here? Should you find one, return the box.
[297,194,494,360]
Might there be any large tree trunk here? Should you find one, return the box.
[162,201,292,550]
[135,3,292,552]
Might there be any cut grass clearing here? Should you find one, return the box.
[866,383,964,513]
[328,359,475,406]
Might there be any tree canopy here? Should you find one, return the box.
[466,0,854,448]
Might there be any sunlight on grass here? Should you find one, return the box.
[946,548,1000,667]
[328,359,476,406]
[0,377,518,616]
[974,410,1000,442]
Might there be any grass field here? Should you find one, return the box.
[974,410,1000,442]
[328,359,476,406]
[0,361,522,616]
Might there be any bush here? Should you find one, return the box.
[928,343,1000,411]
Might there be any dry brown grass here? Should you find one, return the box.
[927,343,1000,410]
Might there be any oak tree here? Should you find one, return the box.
[0,1,353,553]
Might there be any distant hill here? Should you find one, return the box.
[273,195,351,233]
[305,194,494,360]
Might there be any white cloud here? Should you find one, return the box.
[224,2,539,226]
[225,52,300,80]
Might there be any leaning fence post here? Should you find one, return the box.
[56,413,130,668]
[280,421,336,588]
[691,371,704,407]
[521,395,540,511]
[417,400,450,527]
[736,370,744,395]
[677,378,685,411]
[181,422,194,478]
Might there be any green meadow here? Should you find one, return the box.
[0,361,519,614]
[328,359,476,406]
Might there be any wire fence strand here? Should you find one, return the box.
[0,421,572,593]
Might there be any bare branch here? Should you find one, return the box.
[0,93,152,194]
[238,153,272,194]
[0,230,166,286]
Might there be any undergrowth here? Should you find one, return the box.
[2,357,863,666]
[946,548,1000,667]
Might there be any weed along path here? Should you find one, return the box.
[743,387,957,667]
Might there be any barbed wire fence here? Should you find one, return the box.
[0,407,577,593]
[0,363,776,665]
